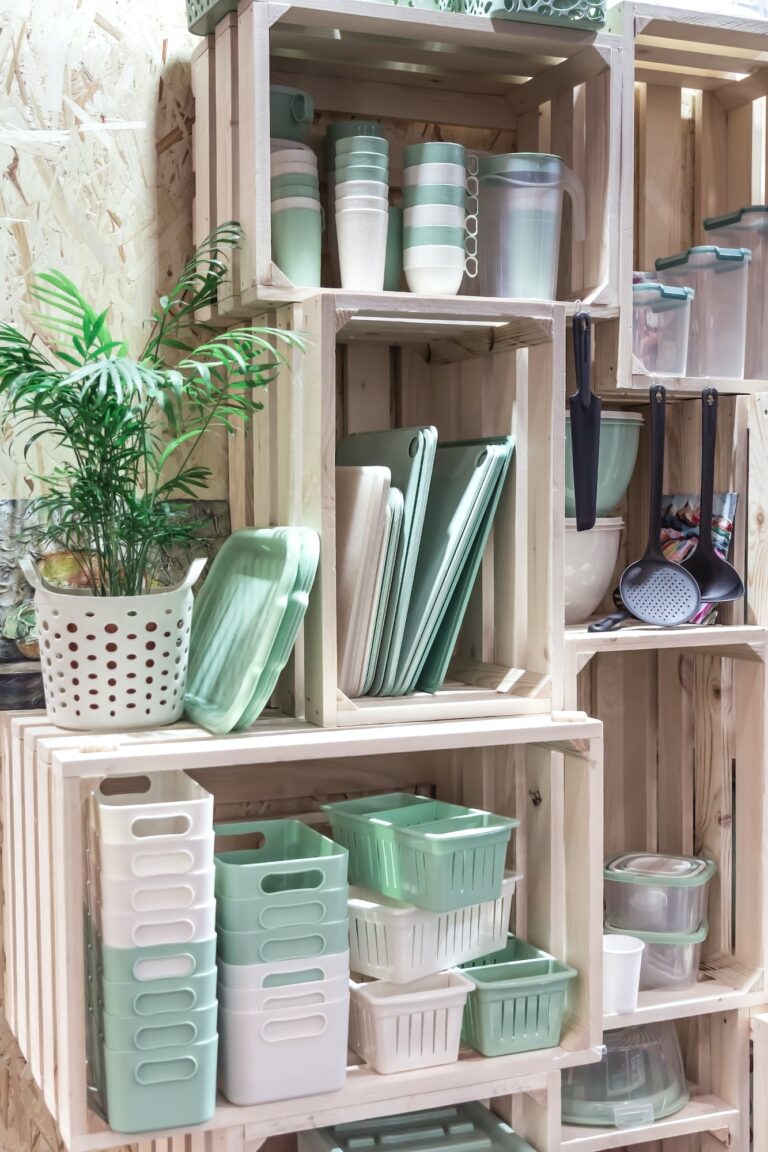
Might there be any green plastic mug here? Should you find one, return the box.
[403,183,467,208]
[384,206,404,291]
[327,121,380,170]
[404,142,465,167]
[271,204,322,288]
[336,164,390,184]
[269,86,314,143]
[335,152,388,172]
[403,225,466,247]
[272,184,321,202]
[271,172,320,193]
[335,136,389,157]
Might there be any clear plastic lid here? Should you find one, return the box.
[605,852,716,886]
[604,917,709,945]
[704,204,768,231]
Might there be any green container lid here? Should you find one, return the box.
[604,918,709,946]
[604,852,716,887]
[478,152,564,179]
[704,204,768,231]
[655,245,752,270]
[632,282,694,302]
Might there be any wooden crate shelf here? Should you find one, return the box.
[0,711,603,1152]
[190,0,624,313]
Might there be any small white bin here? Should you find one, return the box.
[632,282,693,377]
[95,831,215,882]
[348,971,472,1074]
[218,992,349,1105]
[655,245,751,378]
[98,899,216,950]
[217,948,349,992]
[91,772,213,844]
[348,872,519,984]
[92,857,215,915]
[705,205,768,379]
[218,969,349,1014]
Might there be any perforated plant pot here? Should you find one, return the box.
[21,557,206,731]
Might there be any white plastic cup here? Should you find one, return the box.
[603,933,645,1014]
[403,162,468,187]
[403,244,466,296]
[335,194,388,212]
[336,207,388,291]
[271,160,318,179]
[271,138,315,153]
[335,180,388,200]
[270,147,317,165]
[404,204,467,228]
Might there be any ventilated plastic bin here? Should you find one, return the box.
[604,919,707,990]
[632,282,694,377]
[348,971,473,1074]
[459,944,576,1056]
[100,937,217,984]
[102,1036,218,1133]
[217,917,349,966]
[217,884,349,932]
[323,793,518,912]
[101,968,218,1019]
[604,852,715,934]
[705,205,768,379]
[348,872,519,983]
[218,947,349,991]
[655,246,751,378]
[187,0,235,34]
[215,818,348,897]
[218,991,349,1105]
[102,1002,218,1052]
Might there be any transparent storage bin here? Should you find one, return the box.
[323,793,518,912]
[655,246,751,378]
[91,772,213,844]
[347,871,519,983]
[214,818,348,899]
[217,917,349,966]
[705,205,768,379]
[218,991,349,1105]
[102,1035,218,1133]
[604,919,707,990]
[632,282,694,377]
[348,971,473,1074]
[217,947,349,991]
[604,852,715,934]
[459,942,576,1056]
[561,1022,689,1127]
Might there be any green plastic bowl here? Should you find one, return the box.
[565,411,643,517]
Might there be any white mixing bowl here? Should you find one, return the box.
[564,517,624,625]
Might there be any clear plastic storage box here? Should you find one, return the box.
[604,919,707,990]
[655,246,751,378]
[604,852,715,934]
[632,282,694,377]
[705,205,768,379]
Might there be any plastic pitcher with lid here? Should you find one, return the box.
[477,153,586,299]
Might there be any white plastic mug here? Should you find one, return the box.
[334,180,388,201]
[404,204,467,228]
[336,207,388,291]
[271,138,315,153]
[335,194,389,212]
[403,162,468,187]
[272,197,323,213]
[603,934,645,1014]
[270,147,318,165]
[271,161,319,179]
[403,244,466,296]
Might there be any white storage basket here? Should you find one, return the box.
[91,773,213,844]
[89,853,214,915]
[95,831,215,882]
[348,971,472,1074]
[348,872,519,983]
[217,949,349,992]
[218,992,350,1105]
[217,969,349,1013]
[22,556,206,731]
[98,900,216,950]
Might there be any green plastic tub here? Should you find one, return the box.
[216,917,349,965]
[102,1002,218,1053]
[103,1036,218,1133]
[100,937,217,984]
[216,884,349,932]
[101,968,217,1019]
[323,793,518,912]
[460,933,546,968]
[214,819,348,899]
[460,938,576,1055]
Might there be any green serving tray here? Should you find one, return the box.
[184,528,304,734]
[323,792,518,911]
[362,486,404,696]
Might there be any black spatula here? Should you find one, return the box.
[681,387,744,604]
[569,310,601,532]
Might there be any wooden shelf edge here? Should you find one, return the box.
[603,966,766,1028]
[564,623,768,659]
[561,1094,740,1152]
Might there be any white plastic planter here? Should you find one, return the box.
[22,556,206,731]
[348,872,519,983]
[218,991,350,1105]
[348,971,472,1074]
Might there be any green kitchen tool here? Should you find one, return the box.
[362,486,404,696]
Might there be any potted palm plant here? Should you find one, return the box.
[0,223,300,731]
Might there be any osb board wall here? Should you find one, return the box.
[0,0,227,501]
[0,2,201,1148]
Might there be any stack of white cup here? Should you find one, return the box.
[270,139,322,288]
[333,135,389,291]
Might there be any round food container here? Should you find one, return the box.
[565,411,643,517]
[604,852,716,934]
[564,518,623,625]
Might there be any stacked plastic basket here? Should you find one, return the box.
[85,773,217,1134]
[215,819,350,1105]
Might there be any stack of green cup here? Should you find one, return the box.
[402,141,477,296]
[270,139,322,287]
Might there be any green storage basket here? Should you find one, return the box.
[103,1036,218,1133]
[216,883,349,932]
[100,937,217,984]
[215,819,348,899]
[187,0,235,35]
[458,0,604,27]
[460,938,577,1055]
[323,793,518,912]
[459,933,544,968]
[216,916,349,965]
[102,1002,218,1053]
[101,968,217,1019]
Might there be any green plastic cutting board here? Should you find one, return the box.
[393,441,507,696]
[418,438,514,693]
[362,487,404,697]
[336,428,436,696]
[234,529,320,730]
[185,528,302,734]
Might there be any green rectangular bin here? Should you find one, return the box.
[323,793,518,912]
[102,1002,218,1052]
[216,883,349,932]
[214,819,348,900]
[100,936,217,984]
[216,916,349,965]
[101,968,217,1019]
[103,1036,218,1133]
[460,938,577,1056]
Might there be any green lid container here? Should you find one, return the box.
[216,916,349,965]
[460,937,576,1056]
[102,1036,218,1133]
[323,793,518,912]
[214,818,348,899]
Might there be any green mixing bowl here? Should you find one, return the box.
[565,411,643,517]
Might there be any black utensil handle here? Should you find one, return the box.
[698,387,718,558]
[588,608,633,633]
[573,311,591,408]
[647,383,667,558]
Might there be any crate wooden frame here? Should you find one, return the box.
[189,0,625,314]
[0,710,603,1152]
